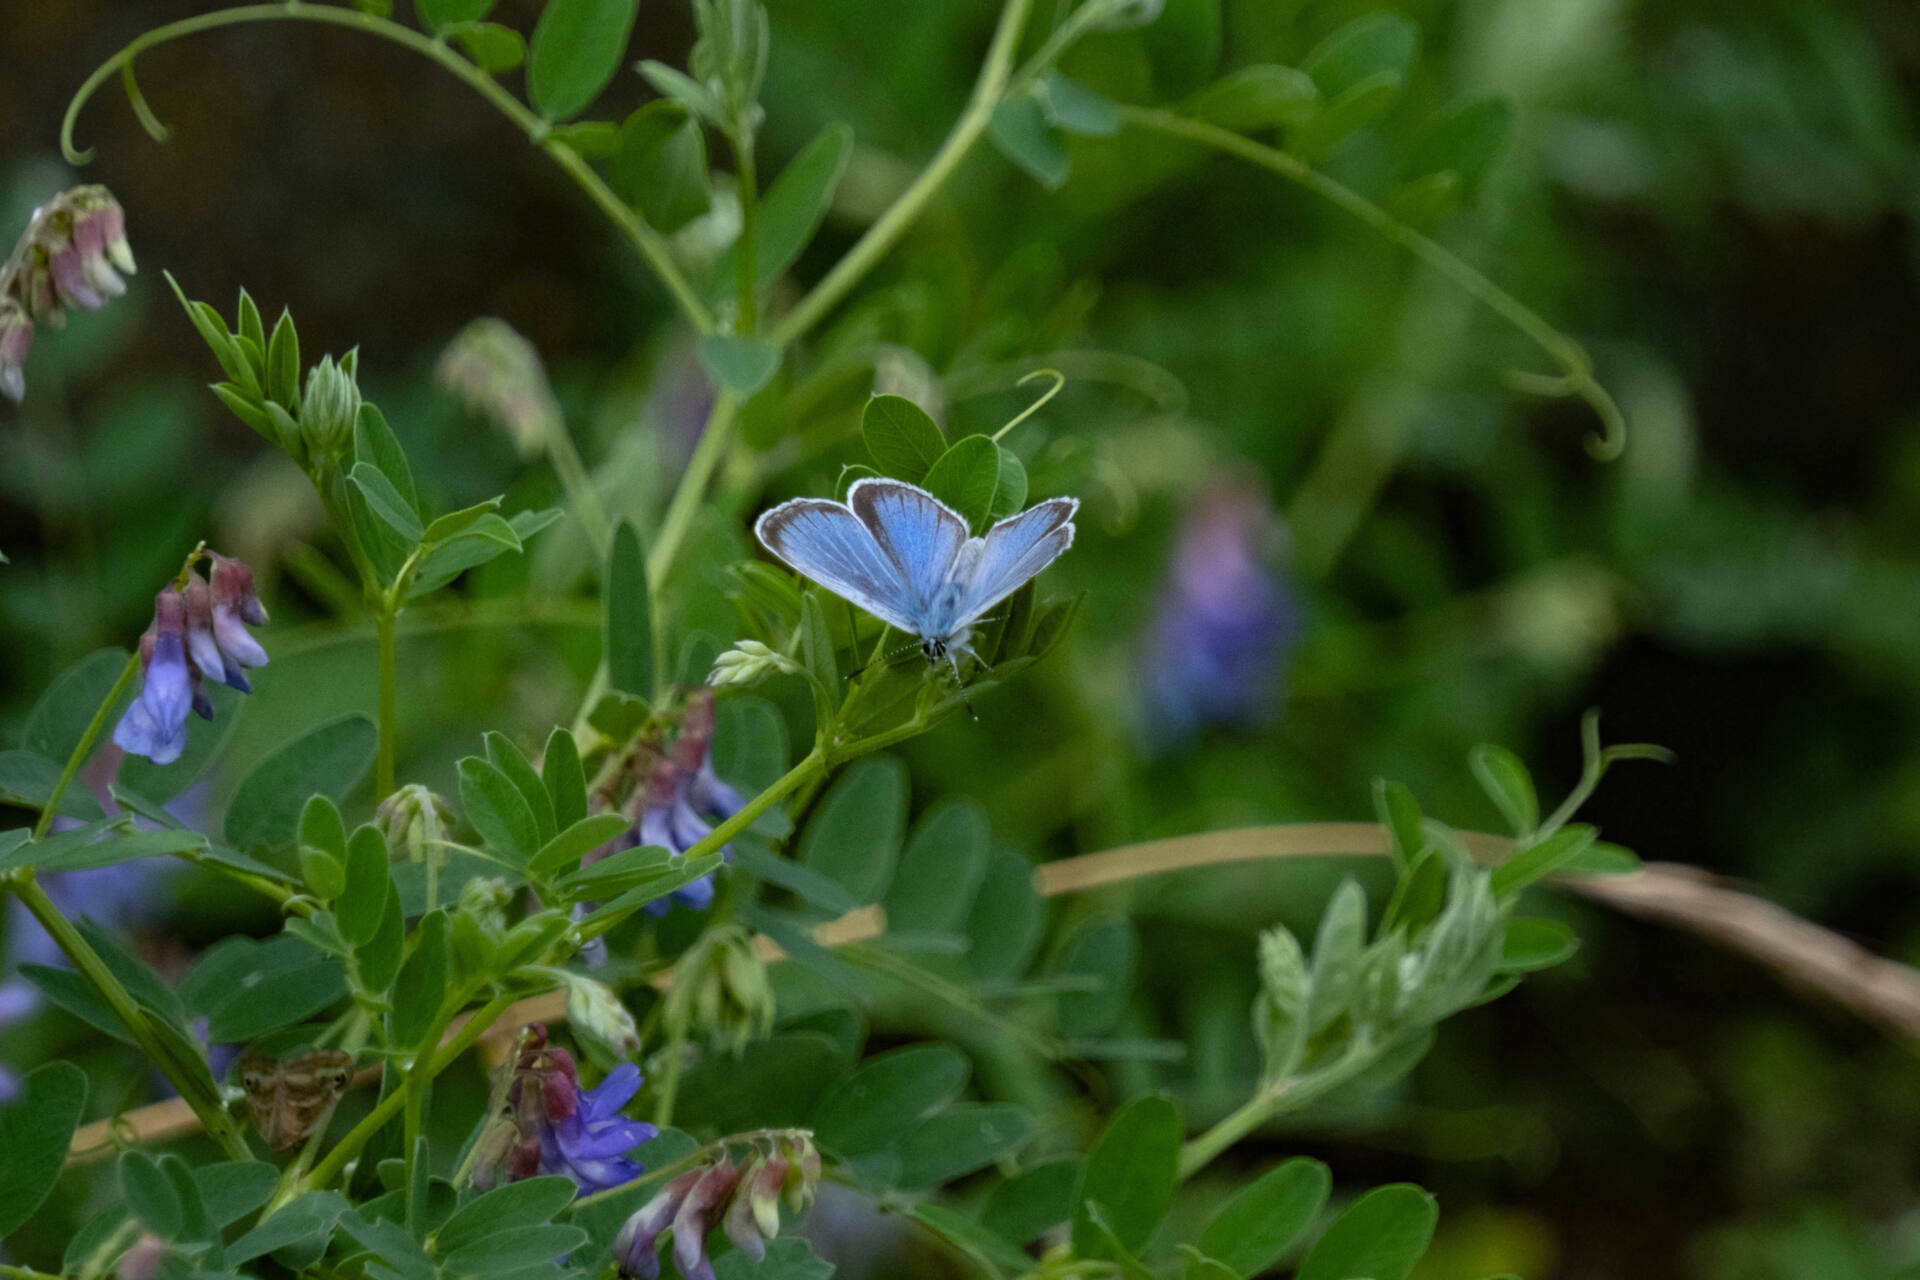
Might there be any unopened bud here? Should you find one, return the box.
[0,300,32,403]
[437,317,559,458]
[707,639,802,688]
[564,974,642,1063]
[376,783,454,867]
[668,925,775,1056]
[297,355,362,465]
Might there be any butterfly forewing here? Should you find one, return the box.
[848,479,969,617]
[754,498,922,634]
[237,1049,354,1150]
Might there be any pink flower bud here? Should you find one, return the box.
[0,301,32,403]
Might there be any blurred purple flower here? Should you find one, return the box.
[637,692,742,916]
[0,185,135,403]
[1141,478,1297,743]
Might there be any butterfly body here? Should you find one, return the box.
[236,1049,354,1150]
[755,478,1078,674]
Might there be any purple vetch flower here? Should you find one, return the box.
[112,554,268,765]
[637,691,743,916]
[112,590,194,766]
[472,1025,654,1194]
[612,1133,820,1280]
[1140,477,1297,744]
[0,185,135,404]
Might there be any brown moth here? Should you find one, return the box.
[236,1049,354,1150]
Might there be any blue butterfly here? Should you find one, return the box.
[755,477,1079,672]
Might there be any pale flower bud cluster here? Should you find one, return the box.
[374,784,454,867]
[436,317,560,458]
[297,354,363,465]
[1,185,136,402]
[612,1131,819,1279]
[707,639,803,688]
[665,924,775,1056]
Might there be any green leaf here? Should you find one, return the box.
[712,1238,835,1280]
[922,434,1001,532]
[987,446,1028,521]
[0,1062,88,1235]
[1307,878,1367,1032]
[982,1156,1082,1244]
[437,1176,579,1253]
[697,334,781,395]
[527,0,640,121]
[236,290,266,362]
[635,60,721,122]
[1490,823,1598,897]
[300,793,350,860]
[811,1043,971,1159]
[1300,10,1418,97]
[1190,64,1319,130]
[711,697,788,814]
[1400,94,1512,192]
[422,496,505,544]
[486,731,558,845]
[615,102,710,233]
[674,1033,846,1133]
[23,647,134,764]
[526,813,630,882]
[355,881,406,995]
[550,120,620,155]
[349,462,426,544]
[1563,840,1641,875]
[1198,1157,1331,1276]
[605,520,654,701]
[267,309,300,407]
[1143,0,1222,96]
[862,394,947,482]
[886,797,990,933]
[797,754,908,902]
[227,1190,350,1265]
[225,715,378,849]
[355,403,420,514]
[442,1224,588,1273]
[159,1153,215,1248]
[120,1149,184,1240]
[459,755,542,864]
[409,512,534,596]
[1288,69,1404,162]
[189,934,349,1043]
[713,124,854,291]
[0,749,103,821]
[1372,778,1427,869]
[194,1161,279,1228]
[733,844,861,914]
[1072,1096,1182,1257]
[541,727,588,831]
[896,1102,1034,1188]
[448,21,527,73]
[1057,917,1136,1038]
[1295,1183,1438,1280]
[1039,73,1121,136]
[988,95,1069,189]
[1496,916,1579,973]
[1470,744,1538,835]
[418,0,496,33]
[966,850,1043,980]
[911,1204,1035,1275]
[389,910,449,1046]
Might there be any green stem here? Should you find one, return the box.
[653,1002,690,1128]
[62,5,713,335]
[1117,106,1627,462]
[0,1263,65,1280]
[767,0,1036,350]
[1175,1040,1377,1181]
[5,871,253,1161]
[648,391,740,586]
[32,653,138,839]
[304,986,516,1194]
[732,129,760,336]
[541,410,613,561]
[375,606,398,799]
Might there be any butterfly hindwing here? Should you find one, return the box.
[848,479,969,620]
[754,498,923,634]
[955,497,1079,628]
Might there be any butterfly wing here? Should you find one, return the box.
[755,497,924,633]
[953,497,1079,628]
[848,479,970,619]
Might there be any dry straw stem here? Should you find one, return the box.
[64,825,1920,1162]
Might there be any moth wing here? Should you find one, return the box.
[953,497,1078,627]
[236,1054,281,1147]
[755,496,924,634]
[847,479,970,618]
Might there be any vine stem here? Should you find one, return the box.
[1174,1039,1376,1182]
[5,870,254,1162]
[1117,105,1627,462]
[767,0,1037,350]
[648,391,740,587]
[374,606,397,798]
[61,4,713,336]
[31,653,138,839]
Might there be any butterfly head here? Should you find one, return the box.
[920,635,949,665]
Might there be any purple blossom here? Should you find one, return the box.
[1141,478,1297,744]
[541,1062,655,1190]
[637,693,743,916]
[0,185,135,403]
[472,1025,654,1194]
[112,555,268,765]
